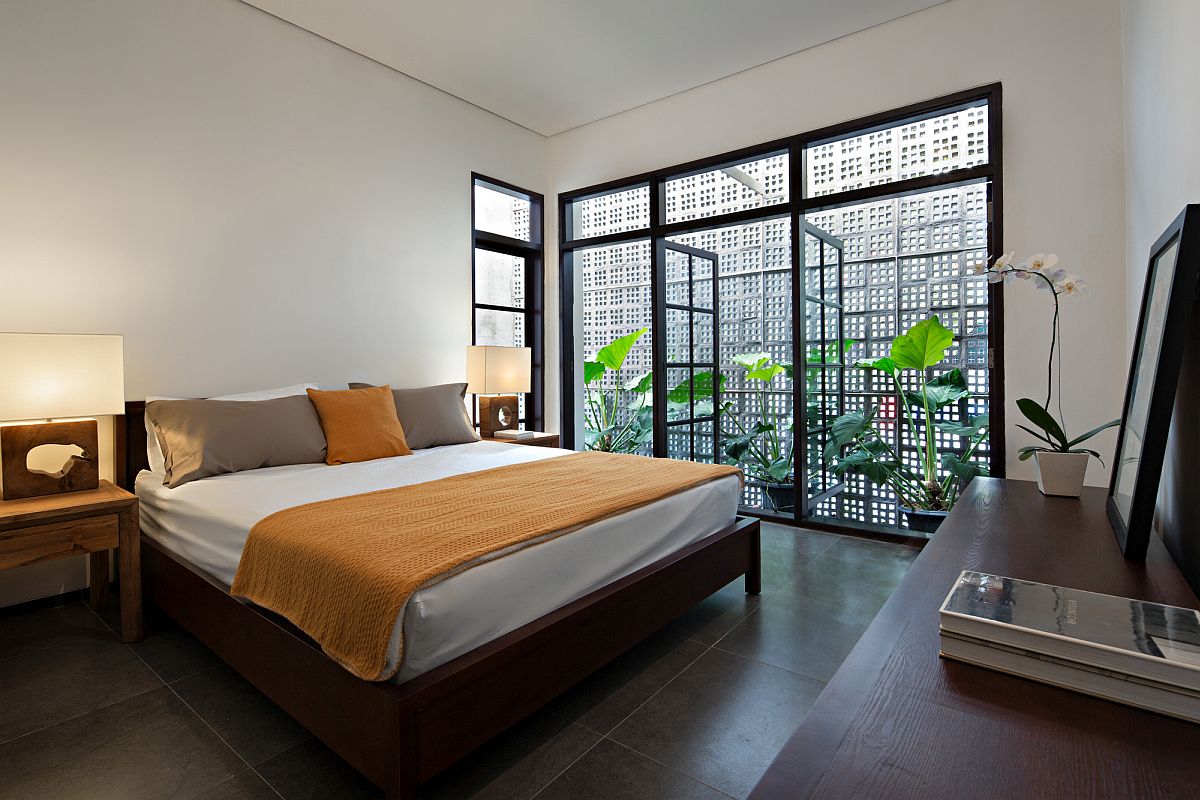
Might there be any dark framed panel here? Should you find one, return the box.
[1108,205,1200,560]
[558,84,1004,539]
[472,173,545,429]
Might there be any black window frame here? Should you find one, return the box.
[472,173,545,430]
[558,84,1005,539]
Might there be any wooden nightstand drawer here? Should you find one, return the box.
[0,514,119,570]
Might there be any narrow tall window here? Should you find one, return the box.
[472,175,544,429]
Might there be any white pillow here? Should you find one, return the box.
[144,383,318,474]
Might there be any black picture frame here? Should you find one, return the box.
[1108,205,1200,560]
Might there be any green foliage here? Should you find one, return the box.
[824,315,990,514]
[1015,397,1118,464]
[583,329,653,454]
[595,328,647,371]
[584,329,724,455]
[890,315,955,371]
[721,352,794,487]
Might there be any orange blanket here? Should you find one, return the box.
[229,451,742,680]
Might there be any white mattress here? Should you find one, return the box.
[135,441,741,682]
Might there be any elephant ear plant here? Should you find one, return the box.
[583,328,653,453]
[722,352,794,492]
[583,328,722,454]
[823,315,989,530]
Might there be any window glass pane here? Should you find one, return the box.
[579,240,653,456]
[664,151,789,224]
[566,184,650,240]
[474,249,525,309]
[804,180,991,530]
[805,102,989,197]
[669,219,793,516]
[474,182,533,240]
[475,308,525,348]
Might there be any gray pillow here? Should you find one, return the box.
[146,396,328,488]
[347,382,479,450]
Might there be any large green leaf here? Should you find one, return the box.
[1066,419,1120,448]
[857,356,898,376]
[937,414,990,437]
[583,361,606,385]
[941,453,989,482]
[1016,398,1068,448]
[731,352,770,371]
[745,363,784,382]
[890,315,954,371]
[595,327,648,371]
[831,447,898,484]
[828,407,876,447]
[621,370,653,393]
[723,422,774,461]
[1016,424,1057,447]
[909,369,970,410]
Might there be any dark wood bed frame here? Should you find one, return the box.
[116,401,761,799]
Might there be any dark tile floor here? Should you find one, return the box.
[0,523,919,800]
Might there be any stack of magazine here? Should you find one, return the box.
[939,571,1200,723]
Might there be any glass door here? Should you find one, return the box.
[660,242,720,464]
[800,222,847,515]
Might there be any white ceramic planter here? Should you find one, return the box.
[1034,451,1089,497]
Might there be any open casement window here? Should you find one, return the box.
[472,174,545,429]
[560,85,1003,539]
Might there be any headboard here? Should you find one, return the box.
[116,401,148,491]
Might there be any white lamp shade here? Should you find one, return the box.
[0,333,125,421]
[466,346,531,394]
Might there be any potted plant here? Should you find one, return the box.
[582,328,653,454]
[823,315,990,533]
[583,328,719,455]
[721,352,794,511]
[980,254,1118,496]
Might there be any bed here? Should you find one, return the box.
[116,401,760,799]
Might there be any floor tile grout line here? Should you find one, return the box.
[594,637,715,737]
[707,641,835,685]
[0,683,164,749]
[165,682,288,800]
[530,636,718,799]
[526,735,607,800]
[85,601,287,800]
[601,736,741,799]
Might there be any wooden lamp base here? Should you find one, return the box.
[478,395,519,439]
[1,419,100,501]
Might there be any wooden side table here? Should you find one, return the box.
[0,480,141,642]
[483,433,560,448]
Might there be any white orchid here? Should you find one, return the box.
[1022,253,1058,272]
[992,252,1016,270]
[1059,274,1087,295]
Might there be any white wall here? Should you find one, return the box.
[546,0,1129,485]
[0,0,545,605]
[1123,0,1200,322]
[1123,0,1200,591]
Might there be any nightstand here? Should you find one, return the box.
[0,480,141,642]
[483,432,561,448]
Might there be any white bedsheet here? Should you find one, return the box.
[135,441,740,682]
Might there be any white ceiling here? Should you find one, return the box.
[243,0,950,136]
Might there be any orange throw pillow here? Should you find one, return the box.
[306,386,412,465]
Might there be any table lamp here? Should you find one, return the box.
[0,333,125,501]
[466,345,531,438]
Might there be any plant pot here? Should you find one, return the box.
[901,507,949,534]
[763,482,794,513]
[1034,451,1089,497]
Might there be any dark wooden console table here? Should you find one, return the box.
[750,478,1200,799]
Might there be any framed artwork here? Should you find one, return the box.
[1108,205,1200,560]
